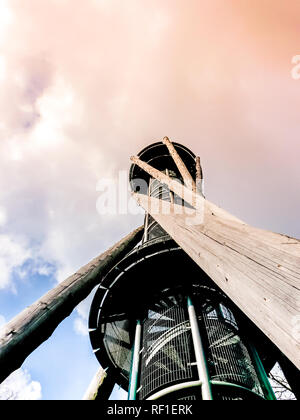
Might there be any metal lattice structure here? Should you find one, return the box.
[140,305,193,400]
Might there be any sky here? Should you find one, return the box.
[0,0,299,400]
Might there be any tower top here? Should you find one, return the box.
[129,139,196,194]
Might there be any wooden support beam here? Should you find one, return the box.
[162,137,196,191]
[0,226,144,384]
[130,155,197,210]
[131,155,242,224]
[82,367,107,400]
[133,193,300,370]
[195,156,204,196]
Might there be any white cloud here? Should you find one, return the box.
[73,290,97,336]
[0,234,31,290]
[35,264,53,277]
[0,231,57,292]
[30,76,82,150]
[0,369,42,400]
[0,206,7,226]
[73,317,88,337]
[0,55,6,82]
[0,0,13,46]
[76,292,95,320]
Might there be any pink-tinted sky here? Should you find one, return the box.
[0,0,299,399]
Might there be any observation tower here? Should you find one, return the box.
[1,138,298,401]
[88,140,278,401]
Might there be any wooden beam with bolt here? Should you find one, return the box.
[0,226,144,384]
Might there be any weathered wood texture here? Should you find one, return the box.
[0,226,144,384]
[162,136,196,191]
[131,154,242,223]
[82,368,107,400]
[134,193,300,369]
[131,155,197,208]
[195,156,204,196]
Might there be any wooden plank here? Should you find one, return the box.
[130,154,243,224]
[130,155,197,209]
[82,368,107,400]
[133,193,300,369]
[195,156,204,196]
[162,137,196,191]
[0,226,144,383]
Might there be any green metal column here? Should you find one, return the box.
[128,320,142,400]
[248,342,277,400]
[187,296,213,400]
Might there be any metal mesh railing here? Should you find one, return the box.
[144,172,192,242]
[139,305,194,400]
[202,303,264,398]
[104,320,132,378]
